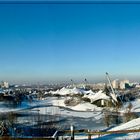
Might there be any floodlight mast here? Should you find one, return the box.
[106,72,118,103]
[84,78,88,84]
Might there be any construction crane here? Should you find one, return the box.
[106,72,118,103]
[106,72,123,104]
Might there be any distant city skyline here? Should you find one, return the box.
[1,2,140,83]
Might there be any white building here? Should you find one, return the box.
[120,80,129,89]
[112,79,119,89]
[1,81,9,88]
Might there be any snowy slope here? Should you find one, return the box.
[71,102,102,111]
[95,117,140,140]
[110,117,140,131]
[46,97,102,112]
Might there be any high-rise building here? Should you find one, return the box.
[119,80,129,89]
[112,79,119,89]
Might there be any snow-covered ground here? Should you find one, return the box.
[32,106,102,119]
[110,117,140,131]
[65,117,140,140]
[1,86,140,139]
[46,97,102,112]
[92,117,140,140]
[131,99,140,112]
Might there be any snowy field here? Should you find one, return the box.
[1,97,140,139]
[1,87,140,139]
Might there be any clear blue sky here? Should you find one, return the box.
[0,3,140,84]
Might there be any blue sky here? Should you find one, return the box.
[0,3,140,83]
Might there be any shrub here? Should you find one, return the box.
[82,97,91,103]
[64,97,81,106]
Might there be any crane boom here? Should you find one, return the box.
[106,72,118,103]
